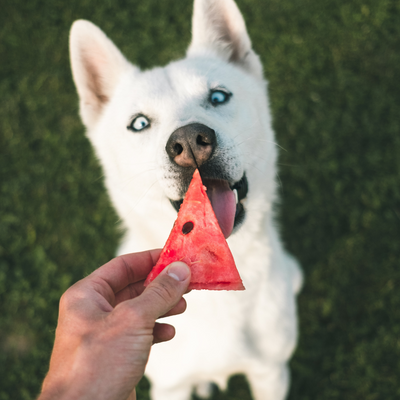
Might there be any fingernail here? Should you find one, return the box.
[166,262,190,281]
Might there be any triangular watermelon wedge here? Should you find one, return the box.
[144,169,245,290]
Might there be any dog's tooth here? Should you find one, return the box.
[233,189,238,204]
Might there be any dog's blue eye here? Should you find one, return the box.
[129,115,150,132]
[210,90,230,105]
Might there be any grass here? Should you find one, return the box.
[1,0,399,399]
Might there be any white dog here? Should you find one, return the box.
[69,0,302,398]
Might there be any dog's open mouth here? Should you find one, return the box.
[169,173,248,239]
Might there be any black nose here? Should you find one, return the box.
[166,123,216,168]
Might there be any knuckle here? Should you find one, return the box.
[59,284,87,311]
[59,288,74,310]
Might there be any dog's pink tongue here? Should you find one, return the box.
[205,180,236,239]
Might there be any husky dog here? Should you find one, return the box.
[69,0,302,398]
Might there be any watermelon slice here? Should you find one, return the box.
[144,169,245,291]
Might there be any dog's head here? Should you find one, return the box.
[70,0,277,239]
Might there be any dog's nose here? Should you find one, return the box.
[166,123,216,168]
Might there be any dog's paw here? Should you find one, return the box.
[195,381,214,398]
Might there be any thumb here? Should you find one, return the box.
[136,262,191,320]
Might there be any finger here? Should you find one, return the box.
[152,322,176,344]
[158,297,187,319]
[114,284,187,313]
[114,281,191,308]
[129,262,191,321]
[114,280,146,306]
[115,284,187,312]
[85,249,162,303]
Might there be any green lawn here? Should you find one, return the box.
[1,0,399,399]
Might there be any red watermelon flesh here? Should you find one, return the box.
[144,169,245,291]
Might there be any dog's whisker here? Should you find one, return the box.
[118,161,158,167]
[114,179,161,226]
[118,167,159,186]
[277,163,299,168]
[232,127,259,143]
[236,136,288,153]
[133,179,160,208]
[269,141,288,152]
[240,151,269,162]
[276,172,284,191]
[94,172,106,182]
[242,161,264,174]
[231,123,259,139]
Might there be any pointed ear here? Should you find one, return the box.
[187,0,263,79]
[69,20,131,129]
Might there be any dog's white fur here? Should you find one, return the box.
[70,0,302,398]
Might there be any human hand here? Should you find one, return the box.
[38,250,191,400]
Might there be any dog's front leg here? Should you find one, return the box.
[150,382,193,400]
[247,362,290,400]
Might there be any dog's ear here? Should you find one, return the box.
[187,0,263,79]
[69,20,131,129]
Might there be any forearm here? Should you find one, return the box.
[39,373,138,400]
[38,350,143,400]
